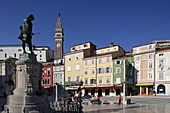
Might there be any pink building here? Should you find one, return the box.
[133,43,156,95]
[42,65,53,95]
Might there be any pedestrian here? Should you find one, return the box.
[62,96,66,102]
[71,96,75,104]
[118,95,121,105]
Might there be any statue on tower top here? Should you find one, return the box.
[18,14,34,54]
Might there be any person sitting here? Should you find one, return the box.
[62,96,66,102]
[91,95,96,104]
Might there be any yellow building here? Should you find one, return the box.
[64,42,96,94]
[82,43,125,96]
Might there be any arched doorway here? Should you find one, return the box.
[157,84,165,94]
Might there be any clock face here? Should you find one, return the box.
[57,43,61,47]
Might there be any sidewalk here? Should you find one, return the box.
[82,103,170,113]
[128,95,170,98]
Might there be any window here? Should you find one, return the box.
[68,66,71,71]
[47,79,50,84]
[136,56,140,60]
[76,55,79,60]
[128,79,132,84]
[159,72,164,80]
[72,47,75,50]
[149,61,153,69]
[105,67,111,73]
[40,55,42,57]
[116,67,121,73]
[101,50,104,53]
[42,80,45,84]
[136,48,140,53]
[98,58,102,64]
[68,77,71,82]
[76,64,80,70]
[113,47,117,51]
[115,60,121,64]
[130,69,133,76]
[107,48,110,52]
[60,74,62,79]
[149,45,153,49]
[84,69,88,75]
[45,79,47,84]
[97,67,103,74]
[148,72,153,80]
[84,44,87,47]
[5,53,7,58]
[84,60,88,65]
[76,76,80,82]
[68,56,71,61]
[47,69,51,76]
[91,68,95,74]
[159,59,164,67]
[14,53,16,57]
[106,77,110,84]
[84,78,88,85]
[90,79,96,84]
[116,78,121,84]
[106,57,110,63]
[159,54,163,56]
[137,72,140,80]
[149,54,153,59]
[18,49,22,51]
[44,70,46,73]
[98,78,102,84]
[91,59,94,65]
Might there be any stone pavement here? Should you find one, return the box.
[82,104,170,113]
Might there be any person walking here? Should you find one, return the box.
[118,95,121,105]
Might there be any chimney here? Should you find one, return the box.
[110,42,114,47]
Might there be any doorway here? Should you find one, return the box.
[98,89,102,96]
[157,84,165,94]
[116,89,120,95]
[142,87,146,95]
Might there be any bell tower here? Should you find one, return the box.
[54,13,64,59]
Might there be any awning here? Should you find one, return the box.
[136,83,154,86]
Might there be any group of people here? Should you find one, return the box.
[61,92,82,104]
[90,95,100,104]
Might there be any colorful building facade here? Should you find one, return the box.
[82,43,125,96]
[133,43,156,95]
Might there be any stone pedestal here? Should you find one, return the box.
[3,53,52,113]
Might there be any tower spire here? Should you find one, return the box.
[55,13,63,33]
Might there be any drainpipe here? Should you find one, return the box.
[123,59,127,104]
[96,57,97,95]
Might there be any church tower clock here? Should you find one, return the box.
[54,13,64,59]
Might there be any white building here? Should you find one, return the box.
[0,45,54,63]
[155,47,170,95]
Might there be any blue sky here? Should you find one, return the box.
[0,0,170,53]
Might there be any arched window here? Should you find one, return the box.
[47,79,50,84]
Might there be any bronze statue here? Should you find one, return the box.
[18,14,34,54]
